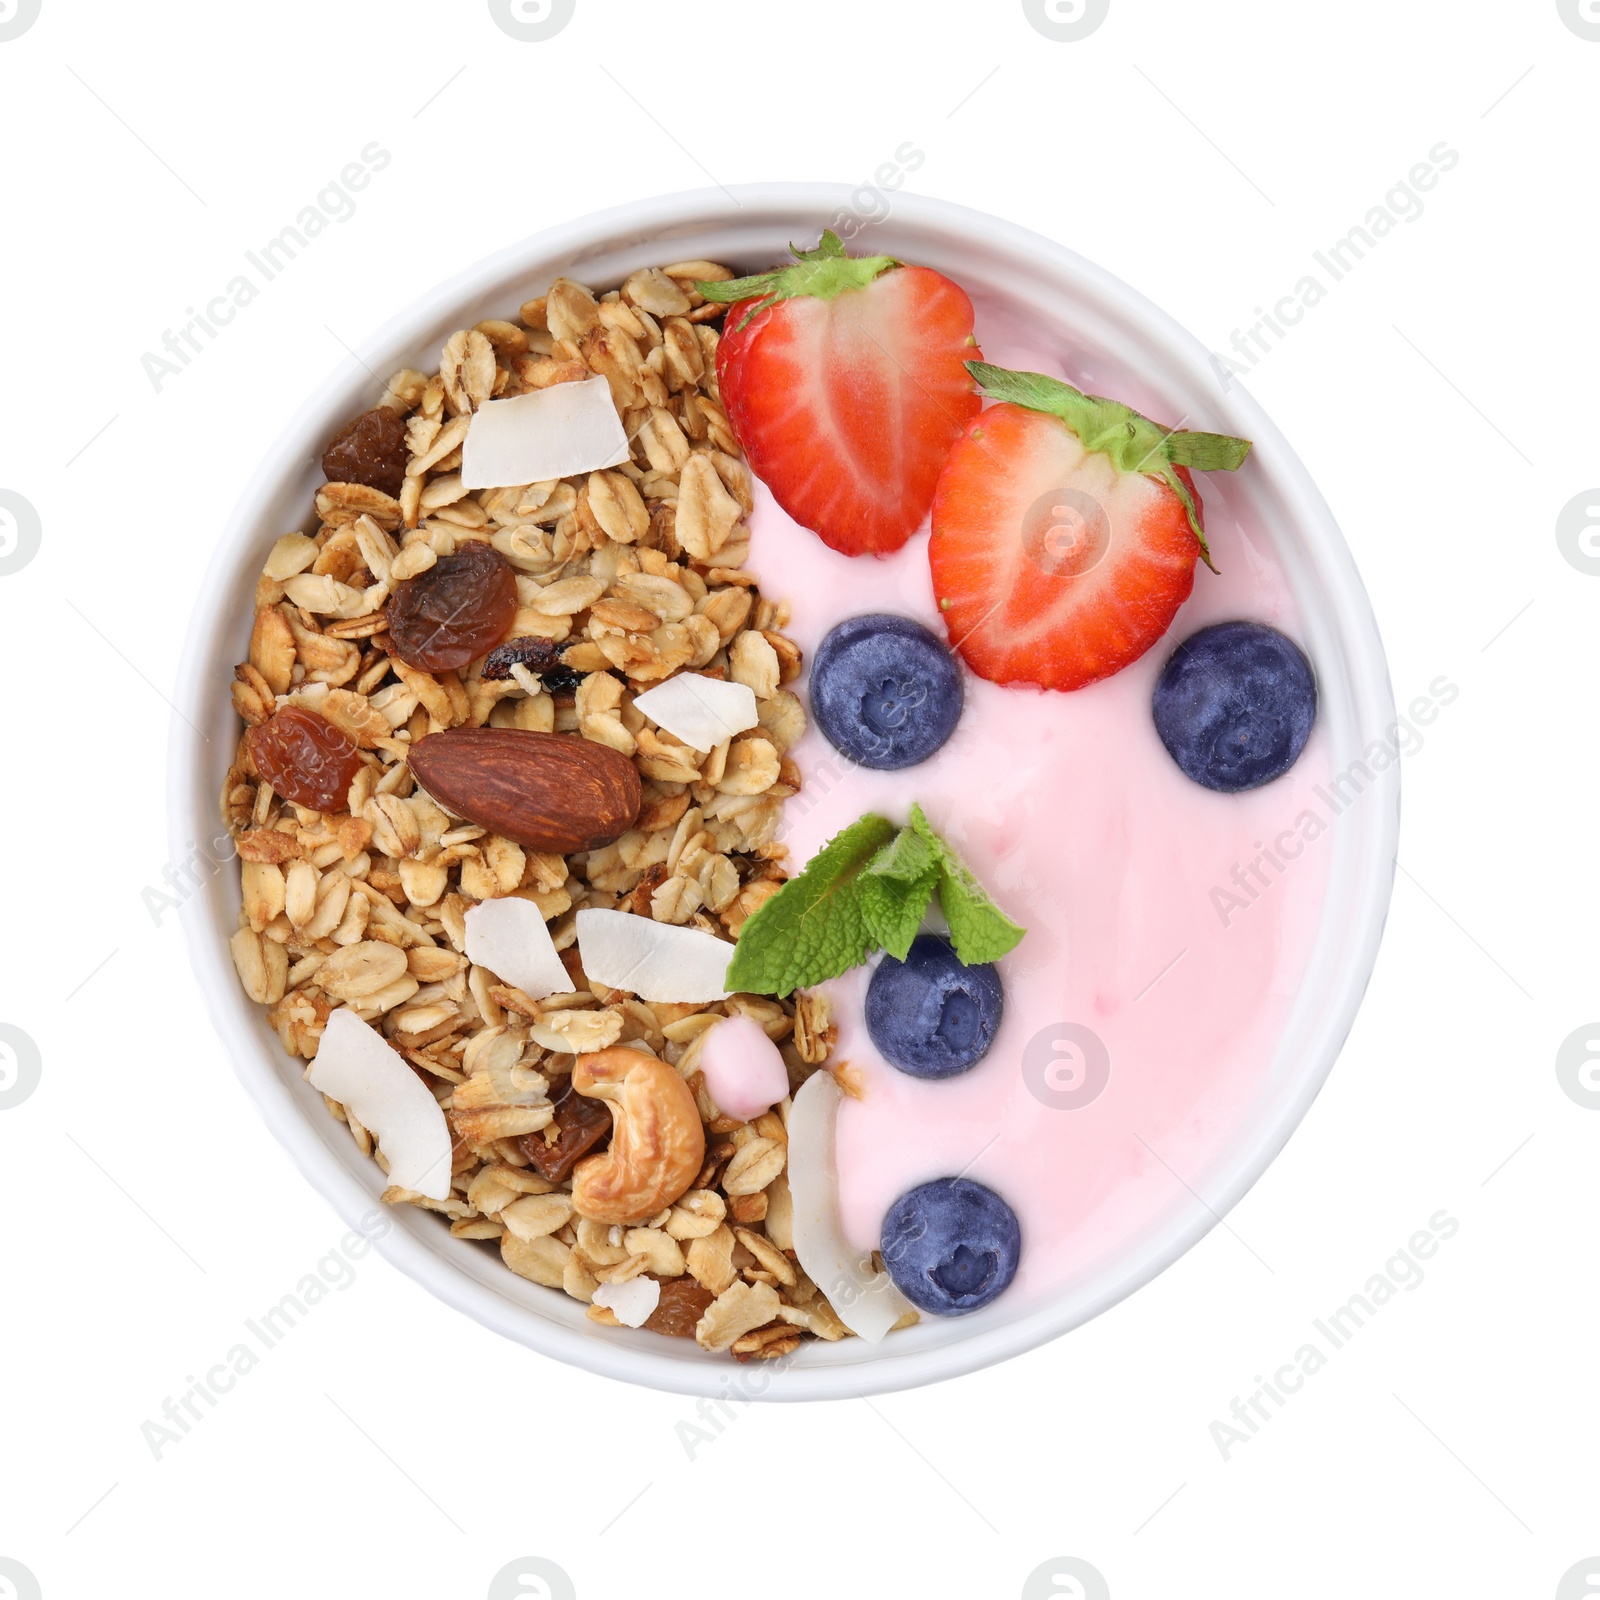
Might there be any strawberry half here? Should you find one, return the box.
[697,233,980,557]
[929,362,1252,691]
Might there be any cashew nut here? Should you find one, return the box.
[569,1047,706,1225]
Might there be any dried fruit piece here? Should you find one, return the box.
[461,376,630,489]
[307,1010,453,1199]
[479,635,585,695]
[387,541,518,672]
[518,1073,613,1182]
[632,672,759,753]
[321,406,409,498]
[642,1274,715,1338]
[464,898,574,1000]
[575,908,732,1003]
[788,1068,913,1341]
[247,706,364,814]
[592,1276,660,1327]
[408,728,641,853]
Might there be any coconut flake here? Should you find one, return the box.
[464,896,576,1001]
[307,1009,453,1200]
[631,673,760,754]
[788,1069,914,1343]
[700,1014,789,1122]
[461,376,629,489]
[592,1276,661,1328]
[575,908,731,1003]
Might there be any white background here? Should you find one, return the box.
[1,2,1592,1597]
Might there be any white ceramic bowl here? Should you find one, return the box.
[170,185,1399,1400]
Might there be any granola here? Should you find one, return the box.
[223,260,850,1359]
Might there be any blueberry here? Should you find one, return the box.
[881,1177,1021,1315]
[1152,621,1317,793]
[809,613,962,770]
[865,934,1003,1079]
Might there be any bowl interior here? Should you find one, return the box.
[171,185,1398,1400]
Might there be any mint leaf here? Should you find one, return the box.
[858,871,937,961]
[936,872,1026,966]
[907,805,1026,966]
[859,827,941,960]
[727,807,1026,994]
[724,814,897,996]
[864,823,939,886]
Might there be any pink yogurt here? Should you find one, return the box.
[743,300,1332,1311]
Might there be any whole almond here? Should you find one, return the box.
[408,727,640,854]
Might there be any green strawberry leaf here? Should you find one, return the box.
[790,230,848,262]
[1163,429,1253,472]
[724,813,898,997]
[907,804,1026,966]
[1157,465,1218,575]
[964,359,1251,571]
[695,231,900,334]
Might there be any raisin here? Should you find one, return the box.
[518,1074,612,1182]
[247,706,364,814]
[543,666,587,697]
[643,1276,715,1339]
[481,635,561,679]
[386,541,518,672]
[321,406,409,499]
[480,635,586,695]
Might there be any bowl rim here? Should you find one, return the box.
[169,182,1399,1400]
